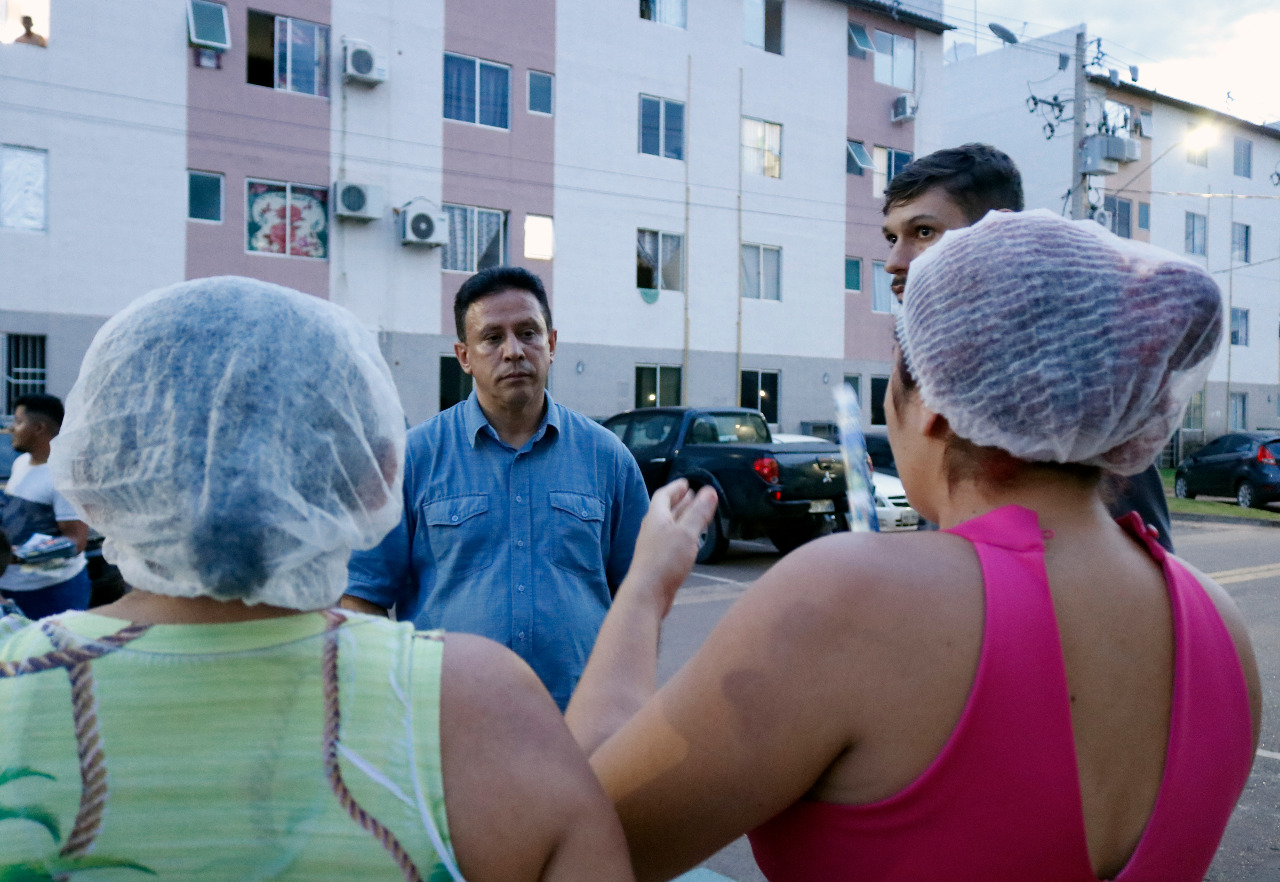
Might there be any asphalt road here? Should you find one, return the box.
[657,516,1280,882]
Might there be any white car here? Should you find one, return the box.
[771,434,919,532]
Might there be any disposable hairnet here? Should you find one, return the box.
[49,276,406,609]
[897,209,1222,475]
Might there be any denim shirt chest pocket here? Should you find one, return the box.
[547,491,606,576]
[424,494,494,578]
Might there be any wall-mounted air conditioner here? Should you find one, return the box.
[1092,208,1112,229]
[891,94,917,123]
[400,198,449,247]
[333,181,385,221]
[343,38,387,84]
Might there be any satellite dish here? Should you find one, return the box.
[989,23,1018,44]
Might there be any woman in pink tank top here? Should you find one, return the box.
[567,210,1262,882]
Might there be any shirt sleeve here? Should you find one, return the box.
[51,486,81,523]
[604,452,650,592]
[346,449,419,612]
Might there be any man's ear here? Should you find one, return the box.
[453,341,473,376]
[547,328,557,362]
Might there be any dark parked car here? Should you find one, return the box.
[864,433,896,477]
[1174,432,1280,508]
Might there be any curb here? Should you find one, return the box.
[1169,511,1280,529]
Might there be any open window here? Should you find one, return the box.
[187,0,230,51]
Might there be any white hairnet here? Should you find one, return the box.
[49,276,406,609]
[897,209,1222,475]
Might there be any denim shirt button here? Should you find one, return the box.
[517,539,524,548]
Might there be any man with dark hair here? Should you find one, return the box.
[0,394,90,617]
[881,143,1174,551]
[344,266,649,710]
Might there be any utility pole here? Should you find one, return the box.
[1070,27,1088,220]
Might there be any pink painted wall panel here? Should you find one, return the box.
[441,0,555,328]
[186,0,331,297]
[844,10,917,362]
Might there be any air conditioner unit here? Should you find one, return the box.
[343,38,386,84]
[332,181,385,221]
[1092,208,1112,230]
[400,198,448,247]
[890,94,917,123]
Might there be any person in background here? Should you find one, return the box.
[14,15,47,46]
[0,394,90,618]
[344,266,649,711]
[567,211,1260,882]
[881,143,1175,550]
[0,276,634,881]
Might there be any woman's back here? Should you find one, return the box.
[0,611,458,879]
[748,506,1257,881]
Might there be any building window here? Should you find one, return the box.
[187,0,230,51]
[1182,389,1204,430]
[0,145,47,232]
[639,0,686,28]
[741,369,779,423]
[1184,212,1206,255]
[639,96,685,160]
[528,71,554,115]
[1231,307,1249,346]
[636,365,682,408]
[524,215,554,260]
[744,0,783,54]
[4,334,46,414]
[872,146,912,198]
[443,53,510,129]
[1103,195,1131,239]
[741,243,781,300]
[1228,392,1247,431]
[1232,222,1251,264]
[873,30,914,91]
[443,205,506,272]
[246,180,328,259]
[440,355,473,412]
[1186,127,1208,166]
[742,117,782,178]
[1234,137,1252,178]
[247,12,328,97]
[843,374,861,404]
[1103,100,1134,137]
[847,22,874,58]
[188,171,223,222]
[1138,202,1150,230]
[847,140,873,175]
[871,260,895,313]
[844,257,862,291]
[869,376,889,426]
[637,229,683,294]
[1138,110,1153,138]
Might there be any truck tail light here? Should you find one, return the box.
[1258,445,1277,465]
[753,457,780,484]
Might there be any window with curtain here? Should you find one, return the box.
[871,260,895,313]
[1233,137,1252,178]
[1103,195,1132,238]
[443,204,506,272]
[873,30,914,90]
[742,117,782,178]
[637,229,683,293]
[639,0,686,28]
[1231,308,1249,346]
[444,53,510,129]
[246,180,328,258]
[872,146,912,197]
[1184,212,1206,255]
[1232,222,1251,263]
[741,244,781,300]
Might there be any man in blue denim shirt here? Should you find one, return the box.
[343,267,649,710]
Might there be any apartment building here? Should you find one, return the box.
[0,0,948,430]
[943,26,1280,446]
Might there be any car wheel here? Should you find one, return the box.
[1236,481,1258,509]
[1174,475,1194,499]
[696,510,729,565]
[768,519,824,555]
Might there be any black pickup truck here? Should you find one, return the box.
[602,407,847,562]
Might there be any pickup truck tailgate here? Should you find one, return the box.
[773,446,846,498]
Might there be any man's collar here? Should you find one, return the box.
[464,390,559,448]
